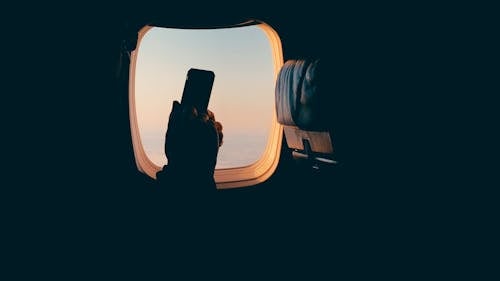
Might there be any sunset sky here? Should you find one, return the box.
[133,25,277,166]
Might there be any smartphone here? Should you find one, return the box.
[180,68,215,114]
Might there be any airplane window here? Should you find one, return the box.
[130,23,283,188]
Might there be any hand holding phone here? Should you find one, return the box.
[180,68,215,115]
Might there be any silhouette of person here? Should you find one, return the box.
[156,100,223,193]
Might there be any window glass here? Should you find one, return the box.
[135,25,276,168]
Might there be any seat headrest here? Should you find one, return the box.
[275,59,326,131]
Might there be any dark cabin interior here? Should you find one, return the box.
[3,3,490,278]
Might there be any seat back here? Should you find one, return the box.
[275,59,336,168]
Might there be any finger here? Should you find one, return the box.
[218,130,224,147]
[188,106,198,120]
[207,110,215,121]
[201,113,209,122]
[213,121,223,147]
[196,111,210,123]
[181,106,198,120]
[214,121,223,132]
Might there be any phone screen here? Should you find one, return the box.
[180,68,215,114]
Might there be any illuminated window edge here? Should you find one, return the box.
[129,23,284,189]
[129,26,158,178]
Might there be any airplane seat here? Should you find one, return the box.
[275,59,336,170]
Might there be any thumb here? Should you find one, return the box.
[168,100,182,125]
[172,100,181,110]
